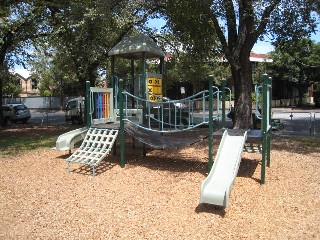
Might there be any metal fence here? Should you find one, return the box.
[3,96,79,109]
[272,110,320,136]
[314,113,320,136]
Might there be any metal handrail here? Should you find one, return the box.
[121,89,221,133]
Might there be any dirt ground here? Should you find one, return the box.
[0,125,319,239]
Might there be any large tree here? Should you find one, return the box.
[164,0,319,128]
[0,1,161,126]
[42,0,162,95]
[0,0,56,127]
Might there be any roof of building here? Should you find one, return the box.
[250,52,273,62]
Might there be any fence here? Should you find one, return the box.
[272,110,320,136]
[2,96,79,110]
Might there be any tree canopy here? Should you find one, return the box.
[0,0,319,129]
[163,0,319,128]
[0,0,55,126]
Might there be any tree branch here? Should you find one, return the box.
[223,0,237,51]
[247,0,280,49]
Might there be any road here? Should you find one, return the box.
[24,108,320,136]
[29,109,66,125]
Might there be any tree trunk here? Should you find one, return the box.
[0,71,4,127]
[0,60,6,127]
[230,55,253,129]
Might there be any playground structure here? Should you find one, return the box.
[55,127,88,153]
[199,74,272,207]
[60,77,232,176]
[66,127,118,176]
[200,129,247,207]
[55,33,272,208]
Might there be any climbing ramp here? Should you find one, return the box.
[66,127,118,176]
[200,129,247,208]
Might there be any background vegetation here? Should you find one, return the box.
[0,0,319,127]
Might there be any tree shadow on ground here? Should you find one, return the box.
[271,135,320,155]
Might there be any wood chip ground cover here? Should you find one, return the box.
[0,125,319,239]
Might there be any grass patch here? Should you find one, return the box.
[290,136,320,149]
[0,135,57,157]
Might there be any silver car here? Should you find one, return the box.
[2,104,31,123]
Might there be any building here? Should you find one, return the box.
[15,73,39,97]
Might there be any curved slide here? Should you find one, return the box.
[55,127,88,152]
[200,129,247,208]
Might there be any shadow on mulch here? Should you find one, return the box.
[127,153,208,175]
[56,153,71,159]
[67,161,118,176]
[238,158,260,183]
[195,203,226,217]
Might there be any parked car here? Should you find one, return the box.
[65,97,84,124]
[2,104,31,124]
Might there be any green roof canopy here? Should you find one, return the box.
[108,33,165,59]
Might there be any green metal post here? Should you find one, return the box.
[141,52,147,123]
[119,79,125,168]
[221,79,226,128]
[159,57,164,132]
[131,59,136,148]
[111,56,115,108]
[131,59,135,108]
[267,77,272,167]
[141,52,147,156]
[85,81,91,128]
[208,75,214,172]
[159,57,164,74]
[261,74,268,184]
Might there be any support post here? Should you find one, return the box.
[208,75,214,172]
[119,79,125,168]
[111,56,115,108]
[261,74,268,184]
[159,57,164,74]
[130,59,136,147]
[267,77,272,167]
[141,52,147,156]
[221,79,226,128]
[86,81,91,127]
[131,59,135,108]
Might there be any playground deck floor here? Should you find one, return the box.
[0,125,319,239]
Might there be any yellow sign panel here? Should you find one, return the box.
[148,77,162,86]
[147,76,162,102]
[147,86,162,95]
[148,94,162,102]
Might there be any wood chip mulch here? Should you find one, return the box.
[0,126,319,239]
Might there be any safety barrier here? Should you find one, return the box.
[121,87,232,133]
[272,111,320,136]
[314,112,320,135]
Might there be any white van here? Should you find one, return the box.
[65,97,84,124]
